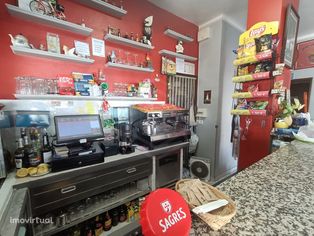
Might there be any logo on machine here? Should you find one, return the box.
[249,25,266,37]
[161,200,172,213]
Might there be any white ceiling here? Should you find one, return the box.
[148,0,314,41]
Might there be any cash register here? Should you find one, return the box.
[51,114,105,172]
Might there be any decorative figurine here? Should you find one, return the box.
[39,44,46,51]
[63,45,76,56]
[143,16,153,45]
[8,34,30,48]
[110,50,117,63]
[145,53,152,69]
[176,40,184,54]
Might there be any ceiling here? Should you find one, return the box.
[148,0,314,41]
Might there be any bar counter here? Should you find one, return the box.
[191,141,314,235]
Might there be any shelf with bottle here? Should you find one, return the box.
[34,183,149,236]
[10,46,95,64]
[106,62,154,72]
[14,94,158,101]
[73,0,127,17]
[159,49,197,62]
[233,50,274,66]
[6,4,93,36]
[164,29,194,42]
[104,34,154,50]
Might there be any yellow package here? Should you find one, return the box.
[237,21,279,59]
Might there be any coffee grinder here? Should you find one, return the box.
[118,123,134,154]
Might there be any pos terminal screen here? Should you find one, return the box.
[54,115,104,144]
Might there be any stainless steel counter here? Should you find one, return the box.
[191,141,314,235]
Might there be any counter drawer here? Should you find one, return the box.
[29,158,152,216]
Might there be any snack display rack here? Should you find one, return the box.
[231,21,280,116]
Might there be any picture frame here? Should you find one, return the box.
[295,39,314,70]
[204,90,211,104]
[46,33,60,54]
[281,5,300,68]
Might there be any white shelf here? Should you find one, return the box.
[6,4,93,36]
[159,49,197,61]
[14,94,157,101]
[106,62,154,72]
[10,46,95,64]
[73,0,127,17]
[106,96,157,101]
[104,34,154,50]
[14,94,102,100]
[164,29,194,42]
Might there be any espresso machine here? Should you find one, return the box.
[117,123,135,154]
[130,104,191,149]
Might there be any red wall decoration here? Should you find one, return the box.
[0,0,199,101]
[295,39,314,69]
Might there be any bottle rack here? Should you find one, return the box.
[34,185,149,236]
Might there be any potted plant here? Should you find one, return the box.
[274,98,304,128]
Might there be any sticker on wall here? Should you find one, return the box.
[92,38,105,57]
[204,90,211,104]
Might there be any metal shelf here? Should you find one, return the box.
[6,4,93,36]
[10,46,94,64]
[73,0,127,18]
[35,188,149,236]
[106,62,154,72]
[159,49,197,61]
[164,29,194,42]
[104,34,154,50]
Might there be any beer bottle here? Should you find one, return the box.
[14,138,25,169]
[41,133,52,164]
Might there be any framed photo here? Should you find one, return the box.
[46,33,60,54]
[204,90,211,104]
[281,5,300,68]
[295,39,314,70]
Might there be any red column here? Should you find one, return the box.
[238,0,299,170]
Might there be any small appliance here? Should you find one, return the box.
[190,156,211,181]
[118,123,134,154]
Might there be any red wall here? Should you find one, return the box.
[238,0,299,170]
[0,0,199,100]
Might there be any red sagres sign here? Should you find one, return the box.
[140,188,191,236]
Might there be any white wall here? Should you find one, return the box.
[292,68,314,118]
[196,17,241,182]
[215,21,239,181]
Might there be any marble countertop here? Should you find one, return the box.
[191,141,314,236]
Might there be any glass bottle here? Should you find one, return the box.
[103,211,112,231]
[94,215,103,236]
[24,136,35,168]
[30,129,42,166]
[41,133,52,164]
[14,138,25,169]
